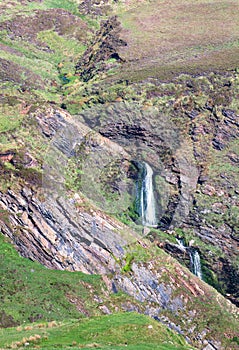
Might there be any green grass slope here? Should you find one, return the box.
[0,314,194,350]
[1,232,239,349]
[0,0,92,118]
[0,233,104,325]
[0,234,193,350]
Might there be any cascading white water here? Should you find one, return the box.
[176,238,202,279]
[176,238,186,251]
[141,162,157,227]
[189,250,202,280]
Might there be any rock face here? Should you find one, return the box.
[1,182,239,348]
[1,2,239,348]
[79,102,199,230]
[75,16,127,81]
[0,104,239,348]
[0,108,138,274]
[1,186,238,349]
[113,253,239,349]
[15,97,237,308]
[77,78,239,306]
[0,187,133,274]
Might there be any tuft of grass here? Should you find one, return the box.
[0,112,23,134]
[37,30,86,63]
[36,0,80,15]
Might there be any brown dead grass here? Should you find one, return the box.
[116,0,239,80]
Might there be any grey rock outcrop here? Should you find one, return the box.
[0,187,137,274]
[0,108,139,274]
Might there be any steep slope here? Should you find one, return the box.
[1,230,239,349]
[0,233,195,350]
[0,0,239,349]
[0,107,138,274]
[75,71,239,306]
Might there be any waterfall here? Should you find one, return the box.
[176,238,202,279]
[176,238,186,252]
[189,250,202,280]
[140,162,157,227]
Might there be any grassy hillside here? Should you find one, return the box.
[0,233,103,326]
[0,314,193,350]
[0,233,194,350]
[1,232,239,349]
[116,0,239,80]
